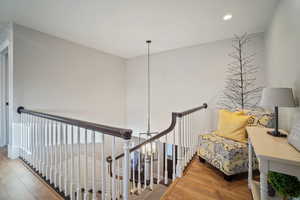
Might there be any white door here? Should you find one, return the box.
[0,48,9,147]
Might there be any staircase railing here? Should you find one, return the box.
[107,103,208,197]
[17,106,132,200]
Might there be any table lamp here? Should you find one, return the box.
[259,88,296,137]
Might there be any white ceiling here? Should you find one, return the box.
[0,0,279,58]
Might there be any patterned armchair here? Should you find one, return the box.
[197,132,258,179]
[197,110,273,180]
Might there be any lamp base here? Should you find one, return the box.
[267,130,287,138]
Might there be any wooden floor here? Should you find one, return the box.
[0,147,62,200]
[161,158,253,200]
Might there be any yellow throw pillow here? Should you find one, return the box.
[216,109,250,143]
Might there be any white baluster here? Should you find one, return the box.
[26,115,29,163]
[34,117,37,169]
[101,133,106,200]
[190,116,192,158]
[157,140,160,184]
[55,122,58,188]
[184,117,187,167]
[182,117,187,166]
[26,115,29,161]
[186,116,189,161]
[112,136,116,200]
[27,115,30,163]
[177,118,182,178]
[39,118,42,173]
[190,115,193,159]
[39,118,42,175]
[172,129,176,181]
[44,120,48,177]
[35,117,38,170]
[92,131,96,200]
[84,129,88,200]
[164,136,168,185]
[21,114,24,162]
[64,124,69,196]
[193,115,196,153]
[22,114,25,161]
[41,118,45,176]
[46,120,49,180]
[59,123,63,192]
[132,142,136,194]
[25,115,28,161]
[23,114,26,161]
[28,116,31,163]
[195,115,199,152]
[30,115,33,166]
[150,143,154,190]
[32,116,35,167]
[137,146,141,194]
[117,159,121,199]
[25,114,28,161]
[191,115,193,159]
[27,115,30,162]
[185,116,187,166]
[28,115,30,163]
[49,121,53,183]
[77,127,81,200]
[36,117,39,172]
[32,116,36,169]
[187,116,190,161]
[123,139,130,200]
[70,126,74,200]
[181,117,184,168]
[27,114,30,162]
[20,114,23,160]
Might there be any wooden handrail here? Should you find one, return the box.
[17,106,132,140]
[107,103,207,162]
[175,103,207,117]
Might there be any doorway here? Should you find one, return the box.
[0,47,9,148]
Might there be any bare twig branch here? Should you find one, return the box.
[218,33,261,110]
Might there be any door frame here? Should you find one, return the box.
[0,43,9,147]
[0,33,14,158]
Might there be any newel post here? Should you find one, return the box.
[122,130,132,200]
[123,139,130,200]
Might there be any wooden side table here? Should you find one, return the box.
[247,127,300,200]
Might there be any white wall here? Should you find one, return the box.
[265,0,300,130]
[13,24,127,127]
[126,33,266,136]
[0,23,10,44]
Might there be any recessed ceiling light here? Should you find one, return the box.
[223,14,232,21]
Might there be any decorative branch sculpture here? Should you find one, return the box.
[218,33,262,111]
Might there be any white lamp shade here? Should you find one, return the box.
[259,88,295,108]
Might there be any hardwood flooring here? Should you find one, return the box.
[161,158,253,200]
[0,147,62,200]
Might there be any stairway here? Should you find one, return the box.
[17,103,208,200]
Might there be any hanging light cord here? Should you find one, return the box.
[146,40,151,135]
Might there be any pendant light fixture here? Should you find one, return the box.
[140,40,157,155]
